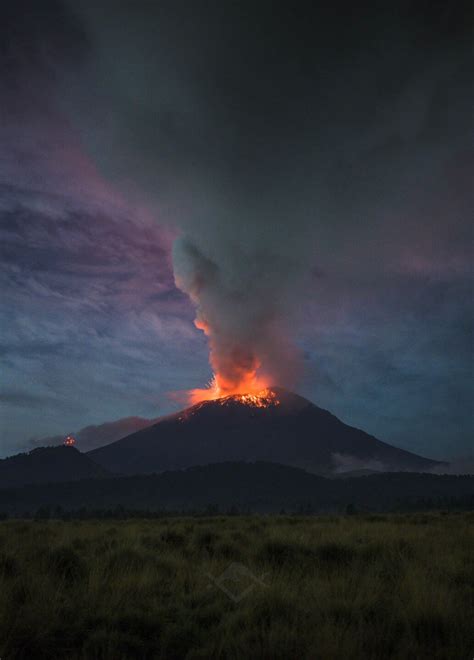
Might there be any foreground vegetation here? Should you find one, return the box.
[0,513,473,659]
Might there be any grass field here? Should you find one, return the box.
[0,513,473,659]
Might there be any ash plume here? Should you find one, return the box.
[62,1,332,393]
[172,236,304,395]
[57,1,472,398]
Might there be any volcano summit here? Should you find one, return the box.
[88,388,442,476]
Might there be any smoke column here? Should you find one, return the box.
[172,233,305,401]
[59,2,471,402]
[62,2,325,399]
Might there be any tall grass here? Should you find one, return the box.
[0,513,473,658]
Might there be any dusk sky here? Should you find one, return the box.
[1,1,472,460]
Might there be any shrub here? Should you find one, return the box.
[193,528,218,551]
[256,539,315,566]
[315,542,356,566]
[160,529,186,548]
[46,545,86,582]
[413,613,450,647]
[140,534,162,551]
[213,541,242,560]
[105,548,149,573]
[0,553,19,578]
[0,513,471,659]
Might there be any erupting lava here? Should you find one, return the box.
[179,387,281,420]
[218,389,281,407]
[188,372,273,406]
[175,276,283,408]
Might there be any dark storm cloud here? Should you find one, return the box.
[0,1,472,458]
[0,389,77,410]
[0,187,175,309]
[60,0,472,395]
[300,271,473,458]
[0,183,199,456]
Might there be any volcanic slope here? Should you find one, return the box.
[88,387,443,476]
[0,445,110,488]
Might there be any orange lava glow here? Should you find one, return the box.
[188,374,276,406]
[177,387,280,422]
[183,310,280,408]
[218,389,280,407]
[186,385,280,412]
[64,435,76,446]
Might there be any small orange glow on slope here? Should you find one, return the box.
[64,435,76,446]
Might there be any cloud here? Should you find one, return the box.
[0,1,472,460]
[0,187,203,457]
[429,457,474,476]
[56,2,473,403]
[28,415,159,452]
[0,389,77,410]
[332,453,388,474]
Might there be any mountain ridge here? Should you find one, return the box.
[88,387,443,475]
[0,461,471,515]
[28,415,159,453]
[0,445,111,489]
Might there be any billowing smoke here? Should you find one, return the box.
[172,234,304,399]
[58,1,471,400]
[60,1,329,397]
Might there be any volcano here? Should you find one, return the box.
[88,387,442,476]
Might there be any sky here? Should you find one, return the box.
[0,1,472,460]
